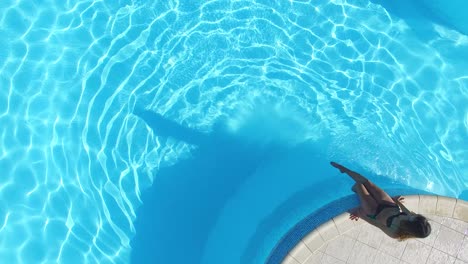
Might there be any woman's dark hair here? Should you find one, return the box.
[395,214,431,241]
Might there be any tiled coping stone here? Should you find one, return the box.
[266,194,468,264]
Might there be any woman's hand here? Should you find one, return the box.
[392,195,405,203]
[349,207,360,221]
[330,162,349,173]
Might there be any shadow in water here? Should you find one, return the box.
[130,109,291,264]
[369,0,465,39]
[129,108,436,264]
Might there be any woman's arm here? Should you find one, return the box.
[392,196,412,214]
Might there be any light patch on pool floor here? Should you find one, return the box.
[283,195,468,264]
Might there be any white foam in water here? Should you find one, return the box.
[227,100,322,146]
[0,0,466,263]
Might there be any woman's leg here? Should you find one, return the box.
[363,180,394,204]
[353,183,378,215]
[341,166,369,184]
[331,162,395,204]
[340,165,394,203]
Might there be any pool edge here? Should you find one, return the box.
[266,193,468,264]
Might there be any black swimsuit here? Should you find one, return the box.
[366,201,403,227]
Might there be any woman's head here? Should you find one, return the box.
[396,214,431,240]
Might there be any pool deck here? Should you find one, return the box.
[282,195,468,264]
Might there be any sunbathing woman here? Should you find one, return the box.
[330,162,431,240]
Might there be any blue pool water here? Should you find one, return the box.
[0,0,467,263]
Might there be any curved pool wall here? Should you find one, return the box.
[0,0,467,264]
[265,189,433,264]
[369,0,468,36]
[418,0,468,35]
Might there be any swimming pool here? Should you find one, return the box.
[0,0,467,263]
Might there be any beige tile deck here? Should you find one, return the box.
[282,195,468,264]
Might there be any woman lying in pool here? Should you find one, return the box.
[330,162,431,240]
